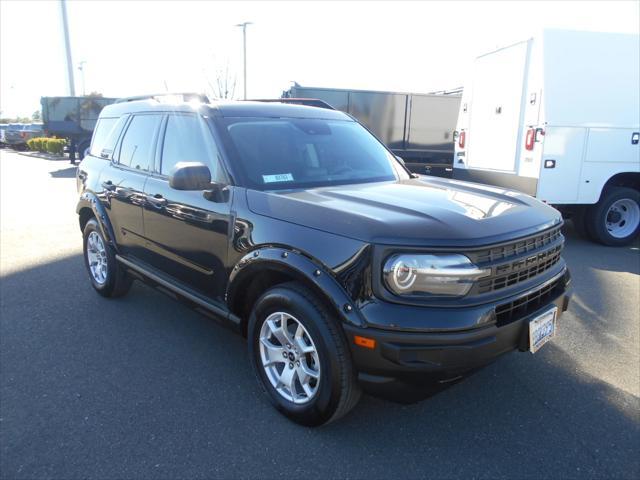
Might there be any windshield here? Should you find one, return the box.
[222,118,408,190]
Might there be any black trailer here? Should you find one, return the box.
[283,85,461,177]
[41,96,117,163]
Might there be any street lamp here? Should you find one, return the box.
[235,22,253,100]
[78,60,87,96]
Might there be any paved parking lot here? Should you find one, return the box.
[1,149,638,479]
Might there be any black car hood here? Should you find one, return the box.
[246,177,562,247]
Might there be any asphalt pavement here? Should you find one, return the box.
[1,149,638,479]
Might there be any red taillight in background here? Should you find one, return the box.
[20,132,26,139]
[458,130,466,149]
[525,128,535,151]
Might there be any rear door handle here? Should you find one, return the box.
[101,180,116,191]
[147,194,167,207]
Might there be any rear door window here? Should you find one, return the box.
[117,114,162,171]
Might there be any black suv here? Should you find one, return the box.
[76,95,572,425]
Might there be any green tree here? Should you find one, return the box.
[32,110,41,121]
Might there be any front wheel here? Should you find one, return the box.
[248,282,361,426]
[586,187,640,246]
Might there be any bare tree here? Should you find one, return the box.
[204,59,237,100]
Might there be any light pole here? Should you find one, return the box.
[59,0,75,96]
[235,22,253,100]
[78,60,87,95]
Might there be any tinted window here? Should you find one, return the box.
[118,115,162,171]
[90,117,125,157]
[161,114,223,180]
[224,118,407,190]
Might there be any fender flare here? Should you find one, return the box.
[227,247,366,328]
[76,191,119,252]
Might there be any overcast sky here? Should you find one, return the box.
[1,0,638,117]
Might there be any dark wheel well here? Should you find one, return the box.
[78,207,94,232]
[230,267,342,337]
[603,172,640,194]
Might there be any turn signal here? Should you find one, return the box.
[354,335,376,349]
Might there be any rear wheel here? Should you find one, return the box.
[586,187,640,246]
[83,218,132,297]
[248,282,361,426]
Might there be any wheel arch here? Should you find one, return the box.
[76,191,119,252]
[602,172,640,195]
[227,247,366,336]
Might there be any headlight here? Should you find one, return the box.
[383,254,490,297]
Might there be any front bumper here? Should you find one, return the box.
[343,268,572,395]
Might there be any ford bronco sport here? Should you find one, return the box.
[76,94,572,425]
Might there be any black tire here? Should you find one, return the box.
[585,187,640,246]
[82,218,132,297]
[570,208,593,240]
[248,282,361,426]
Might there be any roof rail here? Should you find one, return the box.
[115,92,211,104]
[427,87,464,96]
[251,98,335,110]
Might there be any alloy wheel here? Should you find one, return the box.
[86,231,108,285]
[259,311,321,404]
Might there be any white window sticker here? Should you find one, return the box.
[262,173,294,183]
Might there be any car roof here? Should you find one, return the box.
[99,99,351,121]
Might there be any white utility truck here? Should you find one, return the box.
[453,30,640,245]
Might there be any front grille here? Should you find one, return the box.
[495,276,563,326]
[472,226,562,264]
[465,226,564,295]
[477,244,563,294]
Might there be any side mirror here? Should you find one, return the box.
[169,162,212,190]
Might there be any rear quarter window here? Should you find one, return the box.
[90,116,127,159]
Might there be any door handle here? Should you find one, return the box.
[147,194,167,207]
[101,180,116,191]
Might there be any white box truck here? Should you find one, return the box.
[453,30,640,245]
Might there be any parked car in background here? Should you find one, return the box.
[76,94,571,425]
[24,123,44,141]
[283,85,461,177]
[1,123,45,150]
[2,124,30,149]
[454,29,640,246]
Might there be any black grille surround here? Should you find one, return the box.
[466,226,564,296]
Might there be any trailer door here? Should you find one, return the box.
[467,41,529,172]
